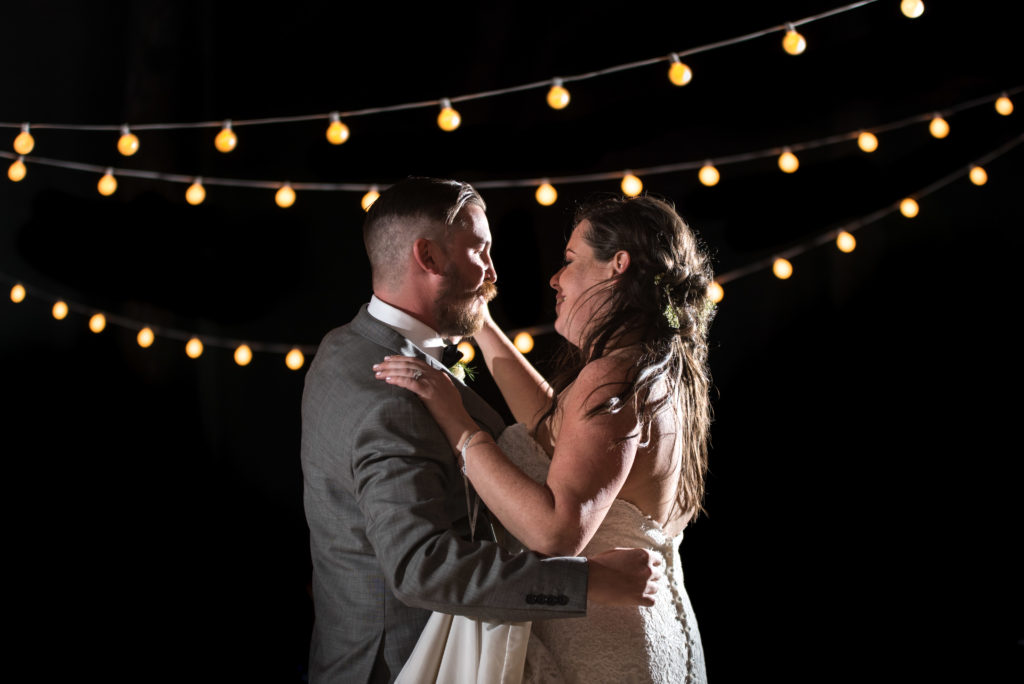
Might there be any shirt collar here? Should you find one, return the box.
[367,295,448,363]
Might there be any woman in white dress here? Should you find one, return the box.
[376,195,714,683]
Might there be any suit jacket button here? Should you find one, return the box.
[558,595,569,605]
[525,594,536,604]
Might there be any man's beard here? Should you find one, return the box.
[435,269,497,337]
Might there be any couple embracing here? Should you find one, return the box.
[301,177,714,683]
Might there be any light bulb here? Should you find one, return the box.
[547,80,570,110]
[361,186,380,211]
[513,332,535,354]
[186,179,206,205]
[276,183,296,208]
[778,149,799,173]
[52,301,68,320]
[10,283,26,303]
[929,115,949,139]
[13,124,34,154]
[707,281,724,304]
[234,344,253,366]
[668,55,692,86]
[698,163,720,187]
[437,99,461,132]
[772,258,793,280]
[137,327,154,348]
[215,121,237,152]
[782,27,806,55]
[535,182,557,206]
[326,112,350,145]
[621,173,643,197]
[89,313,106,333]
[900,0,924,18]
[457,341,475,364]
[185,337,204,359]
[836,230,856,253]
[97,169,117,196]
[117,125,139,156]
[857,131,878,153]
[969,165,988,186]
[900,198,919,218]
[8,157,26,182]
[286,348,305,370]
[995,95,1014,116]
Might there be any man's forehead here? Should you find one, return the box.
[452,204,491,241]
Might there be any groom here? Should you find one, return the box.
[301,177,659,683]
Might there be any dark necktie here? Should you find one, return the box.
[441,344,463,368]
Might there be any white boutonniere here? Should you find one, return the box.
[449,361,475,382]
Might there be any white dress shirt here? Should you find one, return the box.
[367,295,450,364]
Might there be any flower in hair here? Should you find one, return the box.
[654,272,681,329]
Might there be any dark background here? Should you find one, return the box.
[2,1,1021,681]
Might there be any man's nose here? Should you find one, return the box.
[485,259,497,283]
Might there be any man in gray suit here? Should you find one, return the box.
[301,177,660,683]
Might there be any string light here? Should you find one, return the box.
[437,99,461,132]
[772,258,793,279]
[900,0,925,19]
[10,283,26,303]
[995,94,1014,116]
[117,125,139,156]
[668,54,693,86]
[457,341,475,363]
[52,301,68,320]
[97,168,117,196]
[513,332,534,354]
[137,327,155,348]
[929,114,950,139]
[836,230,856,253]
[275,183,296,208]
[782,24,806,55]
[326,112,350,145]
[285,348,305,370]
[698,163,720,187]
[234,344,253,366]
[778,148,799,173]
[89,313,106,333]
[969,165,988,185]
[361,186,380,211]
[185,337,204,359]
[621,172,643,197]
[857,131,879,153]
[8,156,26,182]
[707,281,724,304]
[547,79,570,110]
[215,120,237,152]
[186,178,206,205]
[13,123,34,155]
[900,197,919,217]
[535,182,557,206]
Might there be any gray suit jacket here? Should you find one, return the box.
[301,305,588,683]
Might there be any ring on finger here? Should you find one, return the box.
[411,370,423,381]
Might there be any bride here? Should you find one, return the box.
[375,195,714,683]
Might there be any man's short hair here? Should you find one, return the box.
[363,177,486,290]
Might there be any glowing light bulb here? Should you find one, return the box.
[457,341,475,363]
[89,313,106,333]
[929,114,949,139]
[52,301,68,320]
[117,125,139,156]
[276,183,296,208]
[778,149,799,173]
[8,157,26,182]
[535,182,557,206]
[361,186,380,211]
[513,332,535,354]
[10,283,26,303]
[437,99,461,132]
[668,54,692,86]
[97,168,117,196]
[995,95,1013,116]
[13,124,34,154]
[857,131,878,153]
[969,165,988,186]
[185,337,204,359]
[326,112,350,145]
[621,173,643,197]
[547,80,570,110]
[215,121,237,152]
[782,26,806,55]
[772,258,793,280]
[836,231,856,253]
[137,327,154,348]
[707,281,724,304]
[900,197,919,218]
[234,344,253,366]
[900,0,924,18]
[285,348,305,370]
[186,178,206,206]
[698,163,719,187]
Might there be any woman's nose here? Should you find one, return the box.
[549,269,561,290]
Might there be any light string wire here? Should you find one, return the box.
[0,1,879,134]
[4,131,1020,361]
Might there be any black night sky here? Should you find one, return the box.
[2,2,1022,681]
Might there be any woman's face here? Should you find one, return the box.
[549,221,618,347]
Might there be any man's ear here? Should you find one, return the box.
[611,250,631,275]
[412,238,445,276]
